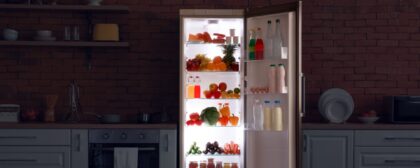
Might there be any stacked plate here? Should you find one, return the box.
[318,88,354,123]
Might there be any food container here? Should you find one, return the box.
[93,24,119,41]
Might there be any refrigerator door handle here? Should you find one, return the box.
[301,73,306,117]
[303,134,307,152]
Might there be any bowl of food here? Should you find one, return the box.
[3,28,18,41]
[359,110,379,124]
[87,0,102,6]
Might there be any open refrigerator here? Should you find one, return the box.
[180,2,303,168]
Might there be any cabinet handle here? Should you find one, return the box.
[0,159,37,162]
[384,137,420,141]
[301,74,306,117]
[385,160,420,164]
[164,134,169,152]
[0,136,36,139]
[76,134,81,152]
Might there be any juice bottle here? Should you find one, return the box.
[272,100,283,131]
[268,64,276,93]
[194,76,201,98]
[187,76,195,99]
[263,100,272,130]
[255,28,264,60]
[276,64,286,93]
[248,30,256,60]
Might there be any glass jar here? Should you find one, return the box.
[207,158,215,168]
[189,161,198,168]
[223,163,231,168]
[231,163,238,168]
[216,161,223,168]
[200,161,207,168]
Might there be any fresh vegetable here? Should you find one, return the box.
[234,88,240,94]
[186,112,203,126]
[203,141,223,155]
[200,107,220,126]
[218,82,227,92]
[224,141,240,155]
[229,114,239,126]
[187,142,202,155]
[220,103,230,117]
[219,116,229,126]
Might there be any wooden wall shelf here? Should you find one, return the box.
[0,4,129,13]
[0,41,130,47]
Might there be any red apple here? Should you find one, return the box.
[204,90,212,99]
[213,91,222,99]
[218,82,227,92]
[209,83,218,92]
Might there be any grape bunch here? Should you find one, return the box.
[203,141,224,155]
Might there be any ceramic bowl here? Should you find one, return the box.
[3,29,18,41]
[87,0,102,6]
[358,117,379,124]
[36,30,52,37]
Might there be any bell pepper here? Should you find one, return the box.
[219,116,229,126]
[229,114,239,126]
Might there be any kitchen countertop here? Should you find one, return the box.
[0,123,177,129]
[303,123,420,130]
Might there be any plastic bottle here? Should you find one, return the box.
[255,28,264,60]
[252,99,264,130]
[276,64,286,93]
[248,30,256,60]
[274,19,284,59]
[272,100,283,131]
[187,76,195,99]
[265,20,273,59]
[269,64,276,93]
[194,76,201,98]
[263,100,272,130]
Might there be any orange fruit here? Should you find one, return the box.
[207,62,215,70]
[219,62,227,71]
[213,56,222,64]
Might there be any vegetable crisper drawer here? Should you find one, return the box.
[355,147,420,168]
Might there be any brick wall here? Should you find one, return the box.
[1,0,417,123]
[303,0,420,122]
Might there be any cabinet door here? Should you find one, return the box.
[71,130,88,168]
[303,130,354,168]
[160,129,177,168]
[0,146,70,168]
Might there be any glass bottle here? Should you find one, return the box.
[216,161,223,168]
[265,20,273,59]
[223,163,231,168]
[187,76,195,99]
[231,163,239,168]
[194,76,201,98]
[263,100,272,130]
[252,99,264,130]
[207,158,215,168]
[274,19,285,59]
[255,28,264,60]
[248,30,256,60]
[200,160,207,168]
[272,100,284,131]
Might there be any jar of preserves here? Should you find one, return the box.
[231,163,238,168]
[200,161,207,168]
[223,163,231,168]
[207,158,215,168]
[189,161,198,168]
[216,161,223,168]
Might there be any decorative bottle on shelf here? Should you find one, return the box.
[276,64,286,93]
[269,64,276,93]
[255,28,264,60]
[272,100,283,131]
[265,20,273,59]
[274,19,285,59]
[187,76,195,99]
[252,99,264,130]
[194,76,201,98]
[263,100,272,130]
[248,30,256,60]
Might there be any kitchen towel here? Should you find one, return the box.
[114,147,138,168]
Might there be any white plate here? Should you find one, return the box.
[323,98,352,123]
[318,88,354,123]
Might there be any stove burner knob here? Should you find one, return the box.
[139,134,145,139]
[102,133,110,140]
[120,133,127,140]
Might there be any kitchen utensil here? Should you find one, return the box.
[87,0,102,6]
[358,117,379,124]
[0,104,20,122]
[44,95,58,122]
[3,28,18,41]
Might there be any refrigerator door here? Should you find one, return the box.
[243,1,302,168]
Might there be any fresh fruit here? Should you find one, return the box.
[227,90,233,94]
[221,91,228,98]
[219,116,229,126]
[213,56,223,64]
[213,91,222,99]
[224,141,240,155]
[203,32,212,42]
[204,90,212,99]
[221,44,237,70]
[186,112,203,126]
[218,82,227,92]
[189,113,200,121]
[234,88,240,94]
[200,107,220,126]
[186,120,194,126]
[231,62,239,71]
[204,141,224,155]
[195,120,203,126]
[209,83,218,92]
[187,142,202,155]
[229,114,239,126]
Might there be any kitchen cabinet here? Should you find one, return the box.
[303,130,354,168]
[71,129,88,168]
[355,147,420,168]
[0,146,70,168]
[159,129,177,168]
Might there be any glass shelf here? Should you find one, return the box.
[185,42,241,47]
[187,154,241,157]
[243,58,288,63]
[245,92,287,95]
[186,71,240,74]
[185,98,240,100]
[185,125,241,128]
